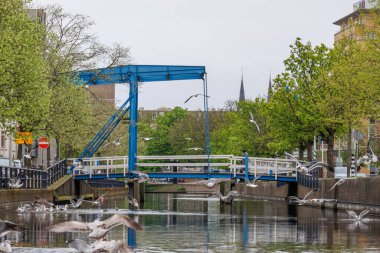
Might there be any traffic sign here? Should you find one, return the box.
[38,137,49,149]
[15,132,33,145]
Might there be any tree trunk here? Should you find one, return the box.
[306,142,313,161]
[298,144,305,160]
[347,126,352,178]
[326,128,336,168]
[56,138,61,160]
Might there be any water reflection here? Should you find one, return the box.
[1,194,380,252]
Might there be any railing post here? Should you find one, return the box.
[275,158,278,180]
[254,159,257,178]
[123,158,126,176]
[106,158,109,178]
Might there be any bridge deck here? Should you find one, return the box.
[73,172,296,182]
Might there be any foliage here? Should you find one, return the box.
[0,0,50,132]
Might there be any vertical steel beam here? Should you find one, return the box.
[128,74,138,172]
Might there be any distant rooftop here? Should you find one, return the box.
[333,0,376,25]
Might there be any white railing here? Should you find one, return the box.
[68,155,298,179]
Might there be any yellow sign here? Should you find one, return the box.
[15,132,33,145]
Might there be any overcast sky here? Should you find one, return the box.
[32,0,354,110]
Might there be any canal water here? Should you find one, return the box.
[1,193,380,252]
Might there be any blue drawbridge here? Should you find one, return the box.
[68,65,208,175]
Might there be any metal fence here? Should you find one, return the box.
[0,159,67,189]
[297,170,319,189]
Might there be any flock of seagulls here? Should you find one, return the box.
[285,152,332,176]
[3,191,143,252]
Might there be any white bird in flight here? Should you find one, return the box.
[329,178,346,191]
[248,112,260,134]
[245,175,262,188]
[346,210,370,221]
[83,191,109,207]
[184,94,210,104]
[187,147,203,151]
[187,178,231,188]
[209,191,240,204]
[288,189,317,205]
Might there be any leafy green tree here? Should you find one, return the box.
[0,0,50,132]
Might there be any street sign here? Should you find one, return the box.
[38,137,49,149]
[15,132,33,145]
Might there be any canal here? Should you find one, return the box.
[1,193,380,252]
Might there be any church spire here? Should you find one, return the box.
[239,69,245,102]
[267,72,272,102]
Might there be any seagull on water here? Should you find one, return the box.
[209,191,240,204]
[245,175,262,188]
[0,220,24,238]
[0,240,12,253]
[8,178,23,189]
[83,192,109,207]
[288,189,318,205]
[329,178,346,191]
[347,210,370,221]
[50,214,143,241]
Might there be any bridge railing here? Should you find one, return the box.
[70,155,298,179]
[0,159,67,189]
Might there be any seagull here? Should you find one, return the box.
[83,192,109,207]
[329,178,346,191]
[184,137,193,141]
[184,94,210,104]
[0,220,24,238]
[245,175,262,188]
[347,210,370,221]
[67,239,134,253]
[288,189,318,205]
[8,178,23,189]
[128,197,139,208]
[34,197,55,207]
[17,203,32,213]
[50,214,143,240]
[188,178,231,188]
[284,153,331,176]
[0,240,12,253]
[103,137,123,149]
[209,191,240,204]
[248,112,260,134]
[142,137,154,141]
[187,147,203,151]
[132,170,149,183]
[69,196,84,208]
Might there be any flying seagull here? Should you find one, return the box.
[67,239,134,253]
[285,153,331,176]
[83,192,109,207]
[50,214,142,240]
[0,240,12,253]
[209,191,240,204]
[132,170,149,183]
[248,112,260,134]
[329,178,346,191]
[245,175,262,188]
[288,189,318,205]
[347,210,370,221]
[187,147,203,151]
[69,196,85,208]
[128,197,139,208]
[0,220,24,238]
[187,178,231,188]
[184,94,210,103]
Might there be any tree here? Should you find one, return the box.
[43,5,132,158]
[268,38,333,162]
[0,0,50,132]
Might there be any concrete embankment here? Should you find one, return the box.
[237,177,380,214]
